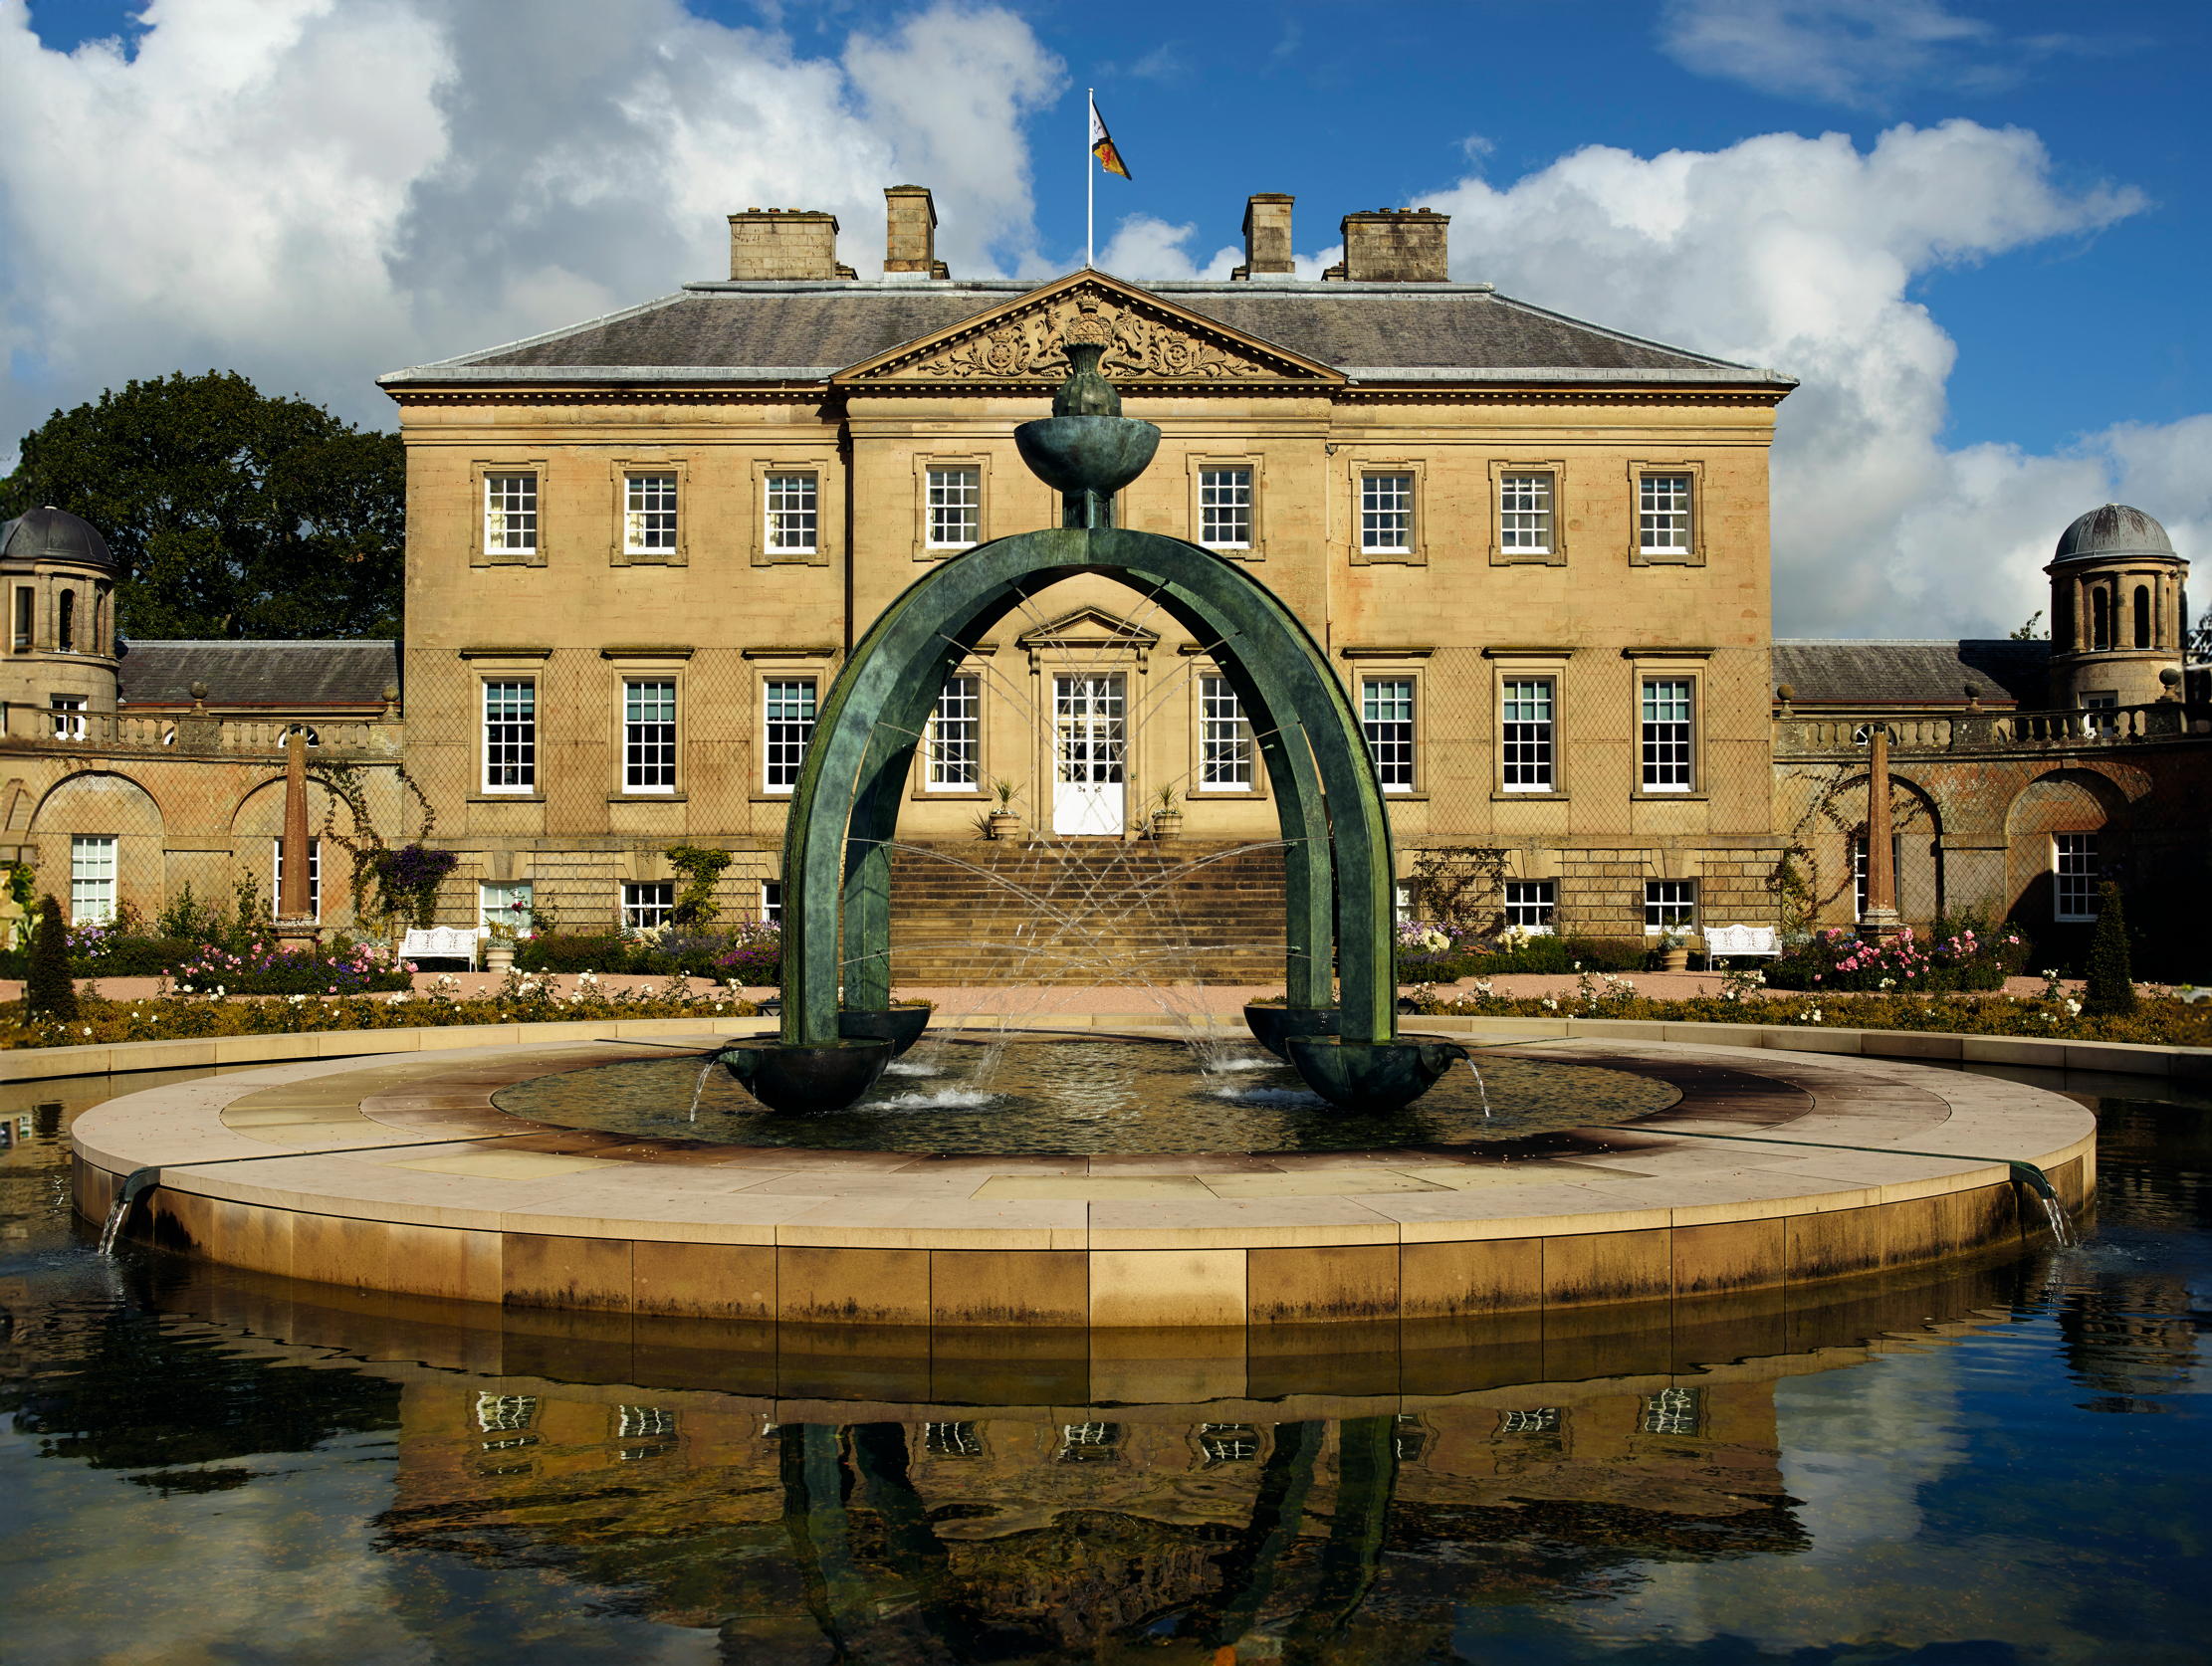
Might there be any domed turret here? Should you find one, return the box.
[0,506,121,572]
[0,504,123,717]
[2046,504,2188,710]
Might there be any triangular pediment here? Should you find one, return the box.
[1014,606,1162,651]
[834,273,1342,387]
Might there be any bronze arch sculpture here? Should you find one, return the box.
[722,339,1462,1114]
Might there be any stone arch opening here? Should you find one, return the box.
[2004,767,2129,927]
[28,770,164,924]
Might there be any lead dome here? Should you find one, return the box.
[0,505,120,572]
[2053,504,2172,563]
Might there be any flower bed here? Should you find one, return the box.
[1765,921,2028,992]
[169,937,414,996]
[3,969,761,1049]
[516,923,780,983]
[1393,920,1646,980]
[1403,967,2212,1047]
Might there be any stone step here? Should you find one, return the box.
[886,839,1290,984]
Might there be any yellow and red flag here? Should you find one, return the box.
[1089,95,1131,179]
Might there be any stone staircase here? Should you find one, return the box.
[887,837,1289,985]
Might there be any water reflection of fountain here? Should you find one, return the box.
[102,1250,2031,1664]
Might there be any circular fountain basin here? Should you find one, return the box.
[492,1037,1675,1154]
[69,1027,2097,1329]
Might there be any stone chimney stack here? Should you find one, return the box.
[1329,207,1449,283]
[883,185,950,278]
[726,208,856,281]
[1231,193,1295,281]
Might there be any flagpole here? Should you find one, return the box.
[1085,87,1094,269]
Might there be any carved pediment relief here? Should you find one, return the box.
[837,275,1339,387]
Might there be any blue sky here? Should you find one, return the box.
[4,0,2207,635]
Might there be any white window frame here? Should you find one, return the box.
[1198,675,1253,791]
[1640,678,1694,793]
[478,880,535,936]
[1362,677,1416,794]
[763,678,816,795]
[69,834,116,926]
[1498,472,1554,555]
[759,879,782,925]
[484,472,539,555]
[1644,879,1697,936]
[482,680,537,794]
[271,837,322,922]
[1503,880,1556,934]
[620,881,674,935]
[1359,473,1414,554]
[925,676,980,790]
[925,466,982,550]
[1198,467,1252,550]
[622,679,677,794]
[622,473,678,556]
[1638,473,1692,555]
[1499,678,1555,792]
[764,473,818,556]
[2052,832,2100,923]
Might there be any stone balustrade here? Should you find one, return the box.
[0,705,399,759]
[1776,701,2205,757]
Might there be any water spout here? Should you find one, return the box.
[1463,1056,1492,1119]
[97,1166,160,1255]
[685,1056,717,1124]
[2009,1160,2079,1247]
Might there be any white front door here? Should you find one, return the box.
[1052,673,1125,835]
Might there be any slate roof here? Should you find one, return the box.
[381,280,1790,387]
[1773,640,2051,709]
[116,640,399,708]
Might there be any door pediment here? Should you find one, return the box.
[1015,606,1161,666]
[834,273,1341,388]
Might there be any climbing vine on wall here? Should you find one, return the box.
[1407,846,1510,931]
[310,758,441,927]
[665,845,735,927]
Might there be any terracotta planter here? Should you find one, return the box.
[987,812,1021,841]
[484,938,515,974]
[1151,811,1183,840]
[1659,946,1690,972]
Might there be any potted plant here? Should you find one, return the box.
[1657,927,1690,972]
[484,922,517,973]
[1150,783,1184,839]
[986,777,1023,841]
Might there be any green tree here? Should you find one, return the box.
[25,896,78,1021]
[1,370,402,639]
[2083,881,2137,1016]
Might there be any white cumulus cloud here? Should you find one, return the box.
[0,0,1061,447]
[1417,121,2200,638]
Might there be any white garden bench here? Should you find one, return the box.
[1704,925,1782,961]
[400,927,480,967]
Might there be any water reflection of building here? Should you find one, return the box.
[2058,1276,2200,1406]
[380,1379,1808,1656]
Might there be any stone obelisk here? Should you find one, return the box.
[1860,724,1904,941]
[275,729,320,948]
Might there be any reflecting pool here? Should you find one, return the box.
[3,1059,2208,1663]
